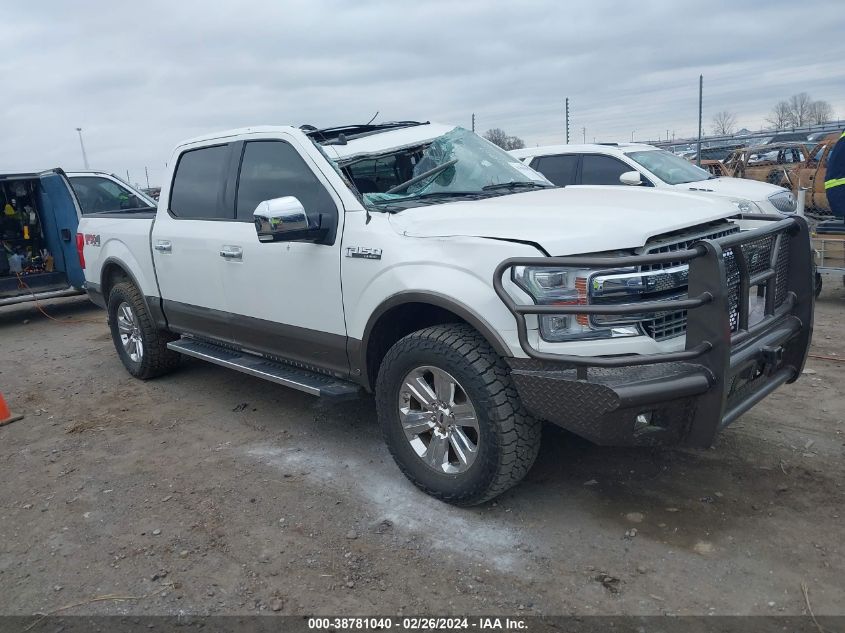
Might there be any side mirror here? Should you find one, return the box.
[619,171,643,186]
[253,196,326,243]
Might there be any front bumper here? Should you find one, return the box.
[494,215,814,448]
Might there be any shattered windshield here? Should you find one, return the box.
[626,149,713,185]
[339,127,552,211]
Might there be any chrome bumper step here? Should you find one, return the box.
[167,337,360,400]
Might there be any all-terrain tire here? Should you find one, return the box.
[107,281,180,380]
[375,323,542,505]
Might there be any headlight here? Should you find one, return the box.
[512,265,641,342]
[729,198,762,214]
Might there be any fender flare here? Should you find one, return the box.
[99,256,167,329]
[352,290,513,388]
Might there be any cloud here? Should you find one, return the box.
[1,0,843,186]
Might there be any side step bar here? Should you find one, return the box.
[167,337,360,401]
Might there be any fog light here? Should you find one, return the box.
[634,411,653,431]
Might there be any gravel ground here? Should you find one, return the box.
[0,281,843,617]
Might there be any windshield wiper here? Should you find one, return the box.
[482,181,551,191]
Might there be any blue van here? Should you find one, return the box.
[1,169,154,306]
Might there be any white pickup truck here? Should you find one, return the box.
[77,121,814,505]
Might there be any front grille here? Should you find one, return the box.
[623,223,790,342]
[640,223,740,341]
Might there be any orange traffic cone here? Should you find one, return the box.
[0,392,23,427]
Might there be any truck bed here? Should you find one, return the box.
[77,214,159,304]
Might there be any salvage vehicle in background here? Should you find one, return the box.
[511,143,797,214]
[723,142,810,187]
[699,160,732,178]
[78,121,813,505]
[1,169,153,306]
[791,132,842,215]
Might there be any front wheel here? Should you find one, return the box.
[375,324,542,505]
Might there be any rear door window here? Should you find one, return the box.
[169,145,230,219]
[580,155,633,185]
[530,155,578,186]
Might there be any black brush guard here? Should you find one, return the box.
[493,215,814,447]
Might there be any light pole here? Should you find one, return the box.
[631,130,635,142]
[76,128,90,169]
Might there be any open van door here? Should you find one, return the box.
[37,169,85,288]
[0,169,84,306]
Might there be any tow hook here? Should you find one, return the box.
[760,345,784,377]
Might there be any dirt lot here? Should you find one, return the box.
[0,283,843,618]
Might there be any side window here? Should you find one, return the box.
[235,141,336,223]
[70,176,149,214]
[531,155,578,186]
[169,145,229,219]
[580,155,633,186]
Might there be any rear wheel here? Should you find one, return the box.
[375,324,541,505]
[107,281,180,379]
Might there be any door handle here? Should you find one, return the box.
[154,240,172,253]
[219,245,243,260]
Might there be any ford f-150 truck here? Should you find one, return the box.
[77,121,814,505]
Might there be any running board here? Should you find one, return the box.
[167,337,360,400]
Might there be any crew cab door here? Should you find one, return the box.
[217,136,348,375]
[151,143,235,342]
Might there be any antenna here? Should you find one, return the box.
[366,111,379,125]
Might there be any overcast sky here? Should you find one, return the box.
[2,0,844,187]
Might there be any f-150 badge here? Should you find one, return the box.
[345,247,382,260]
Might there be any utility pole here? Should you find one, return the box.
[75,128,90,169]
[145,167,150,189]
[471,113,475,133]
[565,98,570,144]
[631,130,635,142]
[126,170,131,185]
[697,74,703,168]
[582,127,586,143]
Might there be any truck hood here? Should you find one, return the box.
[675,176,785,201]
[388,186,738,255]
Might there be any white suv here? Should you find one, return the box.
[511,143,797,215]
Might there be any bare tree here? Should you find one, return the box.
[808,100,833,125]
[786,92,813,127]
[712,111,737,136]
[768,94,833,130]
[483,128,526,151]
[767,101,792,130]
[508,136,526,150]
